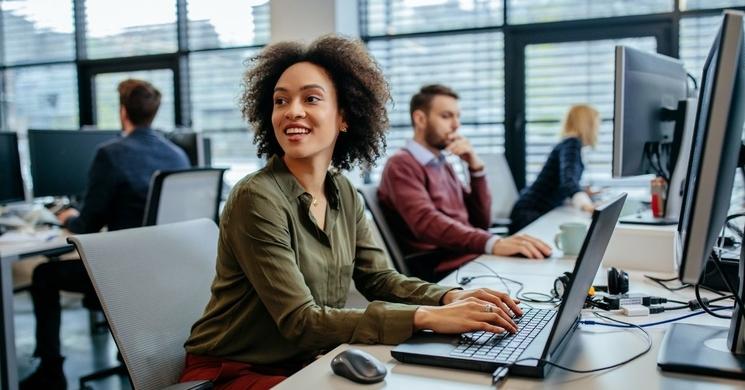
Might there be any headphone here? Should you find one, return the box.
[606,267,629,295]
[552,272,573,299]
[552,267,629,299]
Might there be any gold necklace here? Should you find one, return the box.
[311,196,319,207]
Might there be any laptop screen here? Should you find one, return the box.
[541,194,626,360]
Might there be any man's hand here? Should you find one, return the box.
[584,186,604,197]
[492,234,552,259]
[446,133,484,171]
[56,208,79,225]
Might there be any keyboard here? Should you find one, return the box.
[449,308,556,363]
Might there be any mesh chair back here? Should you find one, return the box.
[482,153,519,221]
[67,219,218,390]
[143,168,226,226]
[357,184,409,274]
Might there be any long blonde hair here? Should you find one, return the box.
[561,104,599,147]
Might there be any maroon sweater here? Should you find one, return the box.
[378,149,493,272]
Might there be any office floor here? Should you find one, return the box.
[14,260,131,390]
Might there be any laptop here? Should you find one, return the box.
[392,193,627,378]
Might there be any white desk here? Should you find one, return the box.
[278,207,742,390]
[0,230,72,390]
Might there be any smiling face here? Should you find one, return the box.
[271,61,346,165]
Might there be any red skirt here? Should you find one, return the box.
[179,353,309,390]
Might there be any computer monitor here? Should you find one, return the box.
[28,129,120,198]
[657,10,745,379]
[0,132,25,204]
[161,131,211,167]
[613,46,696,225]
[613,46,689,177]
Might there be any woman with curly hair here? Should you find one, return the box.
[179,35,522,389]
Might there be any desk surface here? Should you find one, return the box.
[0,229,72,259]
[278,206,743,390]
[0,228,72,390]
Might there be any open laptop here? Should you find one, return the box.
[392,193,627,378]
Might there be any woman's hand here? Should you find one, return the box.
[414,289,523,335]
[443,288,522,314]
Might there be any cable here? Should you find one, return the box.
[455,261,561,305]
[519,291,560,304]
[687,72,699,93]
[707,219,745,322]
[503,312,651,375]
[580,306,731,328]
[643,274,691,291]
[695,283,731,319]
[725,213,745,240]
[710,253,745,322]
[455,261,517,295]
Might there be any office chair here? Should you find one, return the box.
[68,219,217,390]
[357,184,438,277]
[160,131,212,167]
[480,153,519,234]
[143,168,227,226]
[78,168,224,388]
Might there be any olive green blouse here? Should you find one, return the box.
[184,155,455,364]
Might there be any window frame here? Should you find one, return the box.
[360,0,745,188]
[505,16,675,188]
[0,0,269,131]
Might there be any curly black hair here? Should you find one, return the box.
[240,35,390,171]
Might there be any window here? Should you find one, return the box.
[680,12,745,205]
[185,1,270,182]
[363,0,503,36]
[187,0,270,50]
[507,0,672,25]
[190,48,259,184]
[4,65,79,130]
[680,0,745,11]
[679,15,722,81]
[0,0,75,65]
[83,0,177,59]
[524,37,657,185]
[93,70,175,130]
[362,1,741,190]
[367,31,504,180]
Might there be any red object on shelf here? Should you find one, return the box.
[651,177,668,218]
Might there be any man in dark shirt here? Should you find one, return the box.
[378,85,551,281]
[20,79,190,390]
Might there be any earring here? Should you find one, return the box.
[340,126,348,133]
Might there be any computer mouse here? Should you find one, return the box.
[330,348,387,384]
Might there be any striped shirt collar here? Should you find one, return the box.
[405,139,446,167]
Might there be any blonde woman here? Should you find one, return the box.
[509,104,599,233]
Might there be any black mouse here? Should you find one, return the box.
[330,348,387,384]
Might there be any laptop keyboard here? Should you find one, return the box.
[449,308,556,362]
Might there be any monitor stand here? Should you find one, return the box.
[658,324,745,379]
[619,211,677,226]
[658,243,745,380]
[620,98,698,227]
